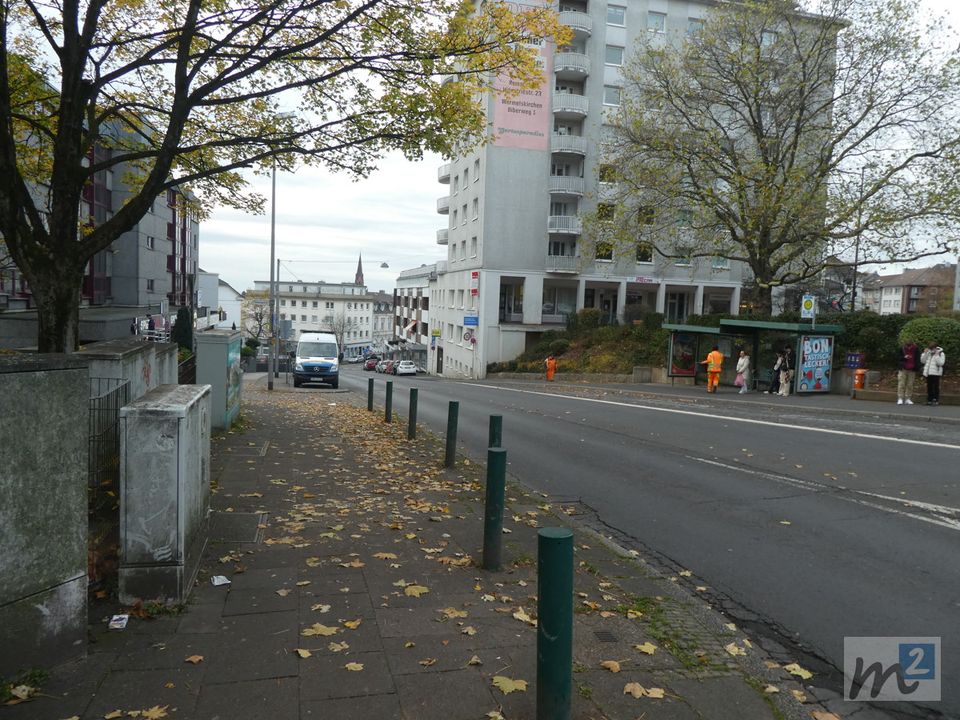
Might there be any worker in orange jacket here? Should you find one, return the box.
[700,345,724,393]
[545,355,557,381]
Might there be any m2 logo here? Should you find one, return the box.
[844,637,940,701]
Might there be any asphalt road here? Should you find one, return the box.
[338,367,960,718]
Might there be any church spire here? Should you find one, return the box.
[355,254,364,286]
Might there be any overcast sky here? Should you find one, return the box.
[199,0,957,296]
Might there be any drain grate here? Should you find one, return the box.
[594,630,618,643]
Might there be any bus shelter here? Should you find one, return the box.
[663,319,843,393]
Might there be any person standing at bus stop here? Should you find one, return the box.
[895,339,921,405]
[545,354,557,382]
[700,345,724,393]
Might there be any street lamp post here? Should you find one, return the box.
[268,157,278,390]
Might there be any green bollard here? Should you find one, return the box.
[367,377,374,411]
[444,400,459,467]
[482,448,507,570]
[385,380,393,423]
[537,528,573,720]
[488,414,503,449]
[408,388,419,440]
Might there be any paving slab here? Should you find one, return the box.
[194,677,299,720]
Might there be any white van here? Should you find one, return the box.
[293,332,340,388]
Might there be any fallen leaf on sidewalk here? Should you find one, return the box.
[763,685,779,694]
[811,712,841,720]
[780,520,792,526]
[296,581,310,586]
[623,682,645,698]
[343,619,362,629]
[724,623,738,631]
[104,711,123,719]
[296,649,312,658]
[461,626,477,636]
[634,642,657,655]
[373,552,398,560]
[340,559,365,568]
[784,662,813,679]
[492,676,527,694]
[600,660,621,673]
[328,641,349,652]
[468,655,483,666]
[790,689,808,703]
[440,607,468,619]
[512,608,537,626]
[724,642,746,656]
[404,584,429,597]
[311,603,331,613]
[486,712,505,720]
[679,570,692,577]
[645,687,665,699]
[301,623,339,637]
[276,588,291,596]
[404,641,416,648]
[419,658,437,667]
[344,662,364,672]
[184,655,204,664]
[305,557,321,567]
[141,706,169,719]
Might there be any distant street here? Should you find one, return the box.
[338,367,960,717]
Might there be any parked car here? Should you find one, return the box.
[382,360,395,374]
[364,357,379,371]
[375,359,388,373]
[347,355,364,363]
[394,360,417,376]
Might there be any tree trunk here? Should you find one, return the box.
[32,263,84,353]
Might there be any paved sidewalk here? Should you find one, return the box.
[9,380,836,720]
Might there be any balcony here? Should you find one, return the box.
[554,52,590,79]
[552,92,589,119]
[438,163,451,184]
[548,175,586,196]
[437,196,449,214]
[551,134,588,156]
[558,10,592,38]
[547,215,582,234]
[546,255,578,273]
[436,228,449,245]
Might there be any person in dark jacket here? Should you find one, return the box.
[895,339,921,405]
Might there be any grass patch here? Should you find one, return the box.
[0,668,50,703]
[744,676,787,720]
[577,683,593,700]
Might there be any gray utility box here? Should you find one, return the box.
[196,329,243,430]
[119,384,212,605]
[0,354,89,677]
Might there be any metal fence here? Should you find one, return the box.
[179,354,196,384]
[88,377,130,504]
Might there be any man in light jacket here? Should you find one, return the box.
[920,342,946,406]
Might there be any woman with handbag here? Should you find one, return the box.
[735,350,751,394]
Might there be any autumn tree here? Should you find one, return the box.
[593,0,960,313]
[329,311,356,356]
[0,0,568,351]
[241,290,270,343]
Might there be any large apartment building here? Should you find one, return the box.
[425,0,746,379]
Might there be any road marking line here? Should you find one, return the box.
[465,383,960,451]
[693,457,960,533]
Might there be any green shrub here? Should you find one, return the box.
[899,317,960,374]
[567,308,602,333]
[240,345,255,358]
[549,339,571,355]
[245,338,261,350]
[171,306,193,351]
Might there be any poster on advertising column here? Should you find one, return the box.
[491,1,552,151]
[797,335,834,393]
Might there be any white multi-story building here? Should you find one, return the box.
[424,0,746,378]
[393,264,437,368]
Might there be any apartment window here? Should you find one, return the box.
[287,285,293,292]
[603,86,622,107]
[472,198,479,220]
[473,158,480,180]
[453,176,460,194]
[457,289,465,307]
[647,11,666,33]
[605,45,624,66]
[607,5,625,26]
[460,241,467,260]
[761,30,778,49]
[146,236,155,249]
[311,315,318,322]
[636,243,653,263]
[301,286,307,292]
[146,279,155,291]
[470,236,477,257]
[595,241,614,261]
[280,313,286,320]
[452,209,458,226]
[687,18,704,35]
[597,203,615,221]
[312,301,318,308]
[280,299,286,307]
[675,248,692,266]
[463,168,469,185]
[301,315,307,322]
[301,300,306,307]
[711,256,730,270]
[461,204,467,225]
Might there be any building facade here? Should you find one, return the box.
[422,0,746,378]
[393,265,435,368]
[251,279,379,358]
[873,264,956,316]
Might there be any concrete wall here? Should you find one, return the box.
[119,384,211,604]
[0,355,89,677]
[76,338,177,402]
